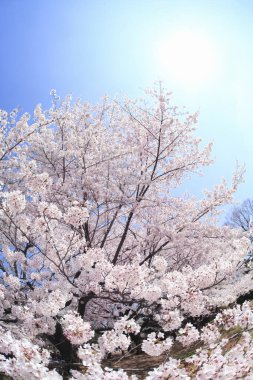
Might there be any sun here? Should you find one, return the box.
[157,30,219,87]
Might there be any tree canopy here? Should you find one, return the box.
[0,85,251,379]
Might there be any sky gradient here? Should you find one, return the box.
[1,0,253,215]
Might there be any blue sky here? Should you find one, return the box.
[1,0,253,213]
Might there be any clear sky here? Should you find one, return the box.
[1,0,253,213]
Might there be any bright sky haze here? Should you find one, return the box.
[1,0,253,213]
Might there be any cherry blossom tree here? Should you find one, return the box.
[0,84,250,379]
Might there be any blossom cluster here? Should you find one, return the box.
[61,312,94,345]
[142,332,173,356]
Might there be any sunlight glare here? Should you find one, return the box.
[157,30,219,87]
